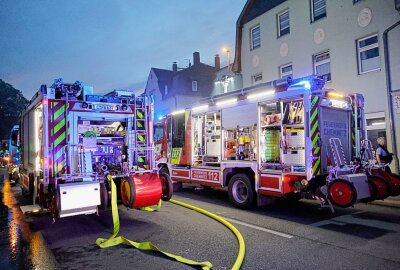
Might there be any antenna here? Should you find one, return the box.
[184,58,191,67]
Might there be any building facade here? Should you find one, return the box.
[144,52,219,119]
[233,0,400,172]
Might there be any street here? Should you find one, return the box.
[1,169,400,270]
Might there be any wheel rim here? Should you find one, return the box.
[121,180,131,206]
[232,180,248,203]
[329,181,354,206]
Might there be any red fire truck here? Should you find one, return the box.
[19,79,172,218]
[154,76,387,210]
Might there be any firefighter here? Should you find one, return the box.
[376,137,393,173]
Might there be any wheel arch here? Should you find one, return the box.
[223,167,256,188]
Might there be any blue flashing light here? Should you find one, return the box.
[298,80,311,90]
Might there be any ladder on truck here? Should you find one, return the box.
[129,96,154,172]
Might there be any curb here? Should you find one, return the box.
[371,199,400,208]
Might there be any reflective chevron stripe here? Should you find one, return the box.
[310,96,321,176]
[51,101,67,175]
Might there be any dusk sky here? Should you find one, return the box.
[0,0,247,99]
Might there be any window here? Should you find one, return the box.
[164,85,168,95]
[311,0,326,22]
[357,34,380,74]
[250,25,261,50]
[280,63,293,79]
[278,10,290,37]
[192,80,198,91]
[313,51,331,81]
[252,73,263,84]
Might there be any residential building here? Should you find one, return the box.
[233,0,400,172]
[213,55,243,95]
[144,52,218,119]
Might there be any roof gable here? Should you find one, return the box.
[233,0,287,73]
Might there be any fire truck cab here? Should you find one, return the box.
[20,79,171,218]
[155,76,375,209]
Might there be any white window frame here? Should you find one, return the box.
[313,50,331,82]
[192,80,198,92]
[277,10,290,37]
[250,25,261,50]
[252,73,263,85]
[279,63,293,79]
[357,34,380,74]
[311,0,326,22]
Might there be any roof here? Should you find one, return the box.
[148,62,217,99]
[232,0,287,73]
[151,68,174,99]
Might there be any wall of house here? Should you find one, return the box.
[239,0,400,171]
[212,66,243,95]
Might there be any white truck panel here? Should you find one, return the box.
[59,182,100,217]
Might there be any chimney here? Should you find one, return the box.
[193,51,200,65]
[214,54,220,70]
[172,62,177,72]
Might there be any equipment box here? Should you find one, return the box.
[286,130,305,147]
[282,149,305,165]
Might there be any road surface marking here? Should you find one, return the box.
[310,214,400,232]
[222,217,294,239]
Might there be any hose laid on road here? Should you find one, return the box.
[169,199,246,270]
[97,175,246,269]
[96,175,212,269]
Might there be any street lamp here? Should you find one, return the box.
[222,47,231,93]
[222,47,230,75]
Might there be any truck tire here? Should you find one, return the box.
[368,175,389,200]
[228,173,255,209]
[159,166,169,175]
[99,183,108,211]
[327,179,357,208]
[160,172,173,201]
[360,179,378,203]
[50,189,60,218]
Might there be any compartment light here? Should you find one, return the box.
[216,98,237,106]
[171,109,185,115]
[247,90,275,100]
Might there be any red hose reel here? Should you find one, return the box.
[120,172,172,209]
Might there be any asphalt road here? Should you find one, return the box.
[2,171,400,270]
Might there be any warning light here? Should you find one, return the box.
[327,92,344,99]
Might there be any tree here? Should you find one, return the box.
[0,79,29,140]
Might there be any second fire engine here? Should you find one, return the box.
[154,76,400,210]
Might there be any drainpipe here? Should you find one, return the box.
[383,20,400,173]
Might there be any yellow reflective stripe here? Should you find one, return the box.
[96,175,212,269]
[54,105,65,120]
[54,118,65,134]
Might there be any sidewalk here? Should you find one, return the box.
[371,195,400,208]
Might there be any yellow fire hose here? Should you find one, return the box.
[169,199,245,270]
[96,175,245,269]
